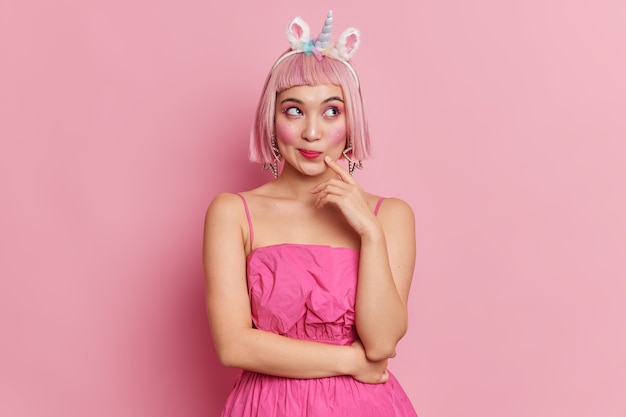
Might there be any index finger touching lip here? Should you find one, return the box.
[324,155,340,171]
[324,156,351,180]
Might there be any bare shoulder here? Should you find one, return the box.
[203,192,251,259]
[366,194,414,221]
[373,196,415,237]
[377,197,414,218]
[205,192,245,221]
[204,192,251,241]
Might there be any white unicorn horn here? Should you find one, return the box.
[314,10,333,50]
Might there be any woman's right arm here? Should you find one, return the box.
[203,192,387,383]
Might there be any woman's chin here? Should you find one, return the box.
[301,163,332,177]
[283,161,324,177]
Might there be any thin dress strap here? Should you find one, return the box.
[374,197,385,216]
[235,193,254,251]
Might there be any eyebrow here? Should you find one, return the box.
[279,96,345,105]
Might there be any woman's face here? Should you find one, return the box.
[274,84,347,177]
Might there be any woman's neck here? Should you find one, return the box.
[272,165,337,200]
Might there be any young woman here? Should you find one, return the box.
[203,11,418,416]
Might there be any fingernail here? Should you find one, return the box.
[324,155,331,162]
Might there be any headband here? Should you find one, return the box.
[271,11,362,88]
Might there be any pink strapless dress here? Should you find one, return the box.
[220,243,418,417]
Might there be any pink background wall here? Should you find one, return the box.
[1,0,625,416]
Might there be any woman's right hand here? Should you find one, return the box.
[349,340,389,384]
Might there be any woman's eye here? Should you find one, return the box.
[284,107,302,116]
[324,107,340,117]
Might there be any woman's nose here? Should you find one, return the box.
[302,118,322,141]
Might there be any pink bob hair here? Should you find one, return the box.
[249,51,371,164]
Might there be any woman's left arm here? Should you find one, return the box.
[311,156,416,361]
[355,197,415,361]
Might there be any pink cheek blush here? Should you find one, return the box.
[329,126,347,145]
[275,124,299,145]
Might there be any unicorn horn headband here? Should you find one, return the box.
[271,10,362,87]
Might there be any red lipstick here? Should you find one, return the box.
[299,150,322,160]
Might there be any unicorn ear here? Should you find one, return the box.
[336,27,361,60]
[286,16,311,50]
